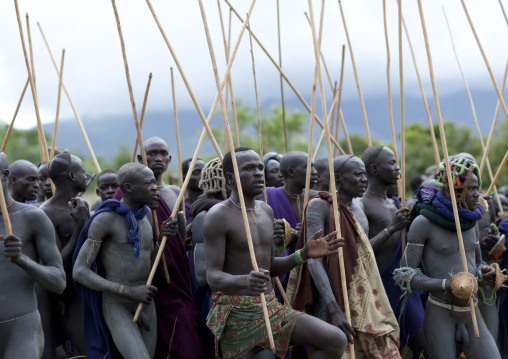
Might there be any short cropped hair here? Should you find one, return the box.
[222,147,253,177]
[361,145,384,174]
[97,168,118,186]
[117,163,146,191]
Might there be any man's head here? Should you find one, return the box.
[138,137,171,178]
[314,158,330,191]
[182,158,205,191]
[118,163,157,207]
[279,151,317,188]
[199,158,230,200]
[37,162,53,200]
[436,157,481,209]
[410,174,426,194]
[223,147,264,197]
[9,160,39,202]
[334,155,368,199]
[361,146,400,185]
[48,153,87,192]
[96,168,118,202]
[263,155,283,188]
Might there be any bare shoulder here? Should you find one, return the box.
[167,184,181,195]
[354,198,364,212]
[87,211,118,239]
[203,201,229,233]
[12,202,51,224]
[307,189,319,199]
[257,200,273,215]
[408,215,432,242]
[307,196,328,211]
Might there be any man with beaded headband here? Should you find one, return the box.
[394,157,499,359]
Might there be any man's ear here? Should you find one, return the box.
[69,171,76,182]
[137,155,143,164]
[226,172,235,185]
[287,167,295,178]
[370,164,378,176]
[335,172,341,184]
[8,175,16,185]
[168,155,172,164]
[124,183,133,193]
[3,170,9,183]
[96,188,100,197]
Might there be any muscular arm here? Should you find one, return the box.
[15,209,66,294]
[404,216,451,291]
[204,206,250,293]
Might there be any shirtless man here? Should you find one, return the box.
[360,146,425,356]
[35,162,52,206]
[263,153,283,188]
[182,157,205,221]
[293,155,401,358]
[395,157,499,359]
[73,162,178,359]
[0,151,66,358]
[39,153,88,358]
[9,159,39,203]
[90,169,118,212]
[204,147,347,359]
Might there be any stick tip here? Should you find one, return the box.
[149,72,153,78]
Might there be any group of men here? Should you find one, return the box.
[1,134,507,359]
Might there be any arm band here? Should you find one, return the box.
[294,250,307,265]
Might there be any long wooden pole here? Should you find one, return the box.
[131,73,153,162]
[37,23,101,173]
[51,49,65,159]
[487,150,508,196]
[400,8,440,169]
[143,0,223,160]
[198,2,275,351]
[398,0,407,255]
[0,183,12,238]
[134,0,258,322]
[417,0,479,337]
[171,68,183,188]
[384,0,398,164]
[277,0,288,152]
[442,8,503,211]
[499,0,508,27]
[224,0,345,154]
[338,0,371,147]
[227,9,241,148]
[217,0,230,154]
[461,0,508,125]
[480,59,508,176]
[308,1,354,356]
[2,78,29,152]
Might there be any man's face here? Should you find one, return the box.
[71,158,87,192]
[187,160,205,191]
[292,154,317,187]
[338,158,368,198]
[13,166,39,201]
[373,147,400,185]
[145,141,170,177]
[464,173,480,211]
[128,167,158,207]
[38,163,53,199]
[316,166,330,190]
[230,150,265,197]
[96,173,118,202]
[265,159,284,188]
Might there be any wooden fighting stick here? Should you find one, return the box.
[486,150,508,196]
[307,1,355,356]
[417,0,479,337]
[37,23,102,173]
[131,73,153,163]
[398,0,407,255]
[51,49,65,159]
[216,0,230,153]
[338,0,371,147]
[1,78,29,152]
[0,178,12,241]
[198,3,275,350]
[277,0,289,153]
[134,0,259,323]
[171,68,183,188]
[443,7,504,212]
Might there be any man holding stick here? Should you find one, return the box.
[292,154,401,358]
[394,157,499,359]
[205,147,347,359]
[0,150,66,359]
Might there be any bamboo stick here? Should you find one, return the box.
[330,82,337,147]
[143,0,223,160]
[417,0,479,337]
[338,0,371,147]
[499,0,508,29]
[400,7,440,169]
[171,68,183,188]
[198,2,275,350]
[37,23,102,173]
[277,0,288,152]
[461,0,508,126]
[51,49,65,159]
[384,0,398,164]
[480,59,508,176]
[487,150,508,196]
[339,110,353,154]
[135,0,258,323]
[224,0,345,154]
[398,0,407,255]
[131,73,153,163]
[442,7,502,211]
[307,1,354,356]
[225,6,240,148]
[2,78,29,152]
[0,180,12,239]
[217,0,230,154]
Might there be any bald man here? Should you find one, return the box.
[9,160,39,203]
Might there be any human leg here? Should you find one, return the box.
[61,289,86,355]
[462,307,501,359]
[423,302,459,359]
[102,301,152,359]
[289,313,346,359]
[2,310,44,359]
[138,301,157,358]
[478,287,499,344]
[36,287,57,359]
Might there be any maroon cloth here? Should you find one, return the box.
[291,192,360,318]
[113,188,204,358]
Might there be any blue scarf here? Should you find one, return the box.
[72,199,149,359]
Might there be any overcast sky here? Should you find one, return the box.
[1,0,507,130]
